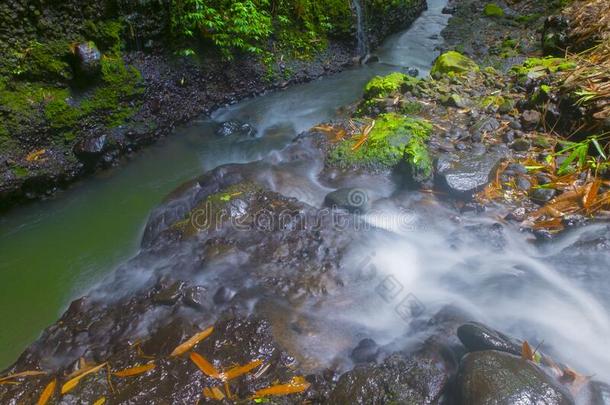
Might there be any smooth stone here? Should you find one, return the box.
[521,110,542,130]
[531,187,557,203]
[324,187,371,213]
[437,151,506,195]
[457,322,521,356]
[350,338,380,363]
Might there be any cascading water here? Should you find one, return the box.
[353,0,370,58]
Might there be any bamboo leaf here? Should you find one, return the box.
[522,341,534,361]
[222,359,263,381]
[583,179,601,210]
[37,379,56,405]
[170,326,214,357]
[592,138,607,159]
[93,397,106,405]
[202,386,225,400]
[0,370,46,383]
[189,352,221,379]
[61,363,106,394]
[251,376,311,399]
[113,363,155,378]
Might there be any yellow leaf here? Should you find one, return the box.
[189,352,221,379]
[202,386,225,400]
[93,397,106,405]
[222,359,263,381]
[37,379,56,405]
[113,363,156,378]
[0,370,46,383]
[251,376,311,398]
[170,326,214,357]
[26,149,46,162]
[61,363,106,394]
[522,341,534,361]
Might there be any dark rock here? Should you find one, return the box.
[536,173,552,185]
[502,131,515,143]
[183,285,207,309]
[457,322,521,356]
[350,338,380,364]
[407,67,420,77]
[213,286,236,305]
[74,42,101,78]
[531,187,557,203]
[506,163,527,175]
[437,151,506,195]
[472,117,500,135]
[73,134,107,158]
[588,380,610,405]
[511,138,531,152]
[215,120,256,137]
[542,16,570,56]
[152,281,184,305]
[521,110,541,130]
[324,187,370,213]
[441,94,468,108]
[516,176,531,190]
[457,350,574,405]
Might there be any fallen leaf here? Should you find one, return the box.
[251,376,311,398]
[113,363,156,377]
[522,341,534,361]
[37,379,56,405]
[170,326,214,357]
[0,370,46,383]
[0,381,20,385]
[222,359,263,381]
[202,386,225,400]
[61,363,106,394]
[93,397,106,405]
[583,179,601,211]
[560,367,591,395]
[190,352,221,379]
[26,149,46,162]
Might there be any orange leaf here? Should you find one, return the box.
[93,397,106,405]
[189,352,221,379]
[170,326,214,357]
[26,149,46,162]
[0,370,46,383]
[202,386,225,400]
[61,363,106,394]
[522,341,534,361]
[37,379,56,405]
[583,179,601,211]
[113,363,155,378]
[251,376,311,398]
[222,359,263,381]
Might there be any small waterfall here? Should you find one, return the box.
[353,0,370,58]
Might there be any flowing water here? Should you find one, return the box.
[1,0,609,386]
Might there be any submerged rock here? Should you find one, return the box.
[324,187,371,213]
[215,120,256,137]
[457,350,575,405]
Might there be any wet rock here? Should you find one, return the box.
[183,285,207,309]
[152,281,185,305]
[213,286,236,305]
[472,117,500,135]
[441,93,468,108]
[350,338,380,363]
[74,42,101,77]
[330,351,450,404]
[215,120,256,137]
[437,151,505,196]
[457,322,521,356]
[457,350,574,405]
[510,138,531,152]
[516,176,531,191]
[587,380,610,405]
[521,110,541,130]
[531,187,557,203]
[324,187,370,213]
[73,134,107,158]
[431,51,479,78]
[407,67,419,77]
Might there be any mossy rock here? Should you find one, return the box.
[510,57,576,82]
[483,3,504,17]
[12,40,73,82]
[329,113,433,181]
[364,72,419,99]
[430,51,479,78]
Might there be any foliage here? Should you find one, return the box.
[483,3,504,18]
[10,40,73,82]
[364,72,419,98]
[329,113,433,178]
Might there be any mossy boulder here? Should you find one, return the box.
[510,57,576,83]
[483,3,504,18]
[329,113,433,181]
[363,72,419,99]
[430,51,479,78]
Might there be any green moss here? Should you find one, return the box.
[84,20,123,55]
[483,3,504,17]
[12,40,73,82]
[364,72,419,99]
[80,56,143,127]
[510,57,576,81]
[44,89,82,130]
[515,13,542,24]
[431,51,479,78]
[401,101,423,115]
[11,165,29,178]
[329,113,433,179]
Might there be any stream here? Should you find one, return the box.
[1,0,609,385]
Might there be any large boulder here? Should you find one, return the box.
[436,150,506,196]
[431,51,480,77]
[457,350,574,405]
[457,322,522,356]
[74,42,101,78]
